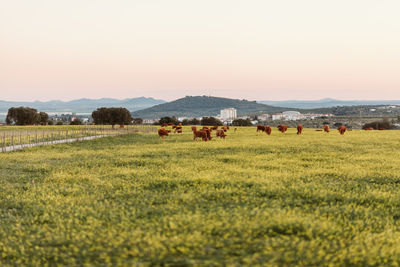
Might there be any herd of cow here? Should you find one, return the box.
[157,123,352,141]
[158,123,230,141]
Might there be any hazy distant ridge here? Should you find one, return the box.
[258,98,400,109]
[0,97,166,113]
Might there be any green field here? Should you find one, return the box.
[1,126,400,266]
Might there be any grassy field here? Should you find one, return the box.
[1,126,400,265]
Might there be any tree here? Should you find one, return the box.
[232,118,252,126]
[6,107,40,125]
[70,118,83,125]
[181,118,200,125]
[56,121,64,125]
[92,107,132,127]
[158,116,179,125]
[39,112,49,125]
[201,117,223,126]
[362,118,392,130]
[48,120,54,125]
[132,118,143,125]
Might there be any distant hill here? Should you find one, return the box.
[131,96,289,119]
[0,97,166,114]
[259,98,400,109]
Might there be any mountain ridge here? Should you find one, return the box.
[258,99,400,109]
[0,97,166,113]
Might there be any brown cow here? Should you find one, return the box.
[161,123,168,127]
[174,126,183,133]
[203,129,212,140]
[338,125,346,135]
[297,125,303,135]
[193,129,211,141]
[324,125,330,133]
[222,126,228,132]
[216,129,227,139]
[257,125,266,132]
[364,127,374,131]
[211,126,218,130]
[158,128,169,139]
[193,130,207,141]
[265,126,272,135]
[277,125,288,133]
[191,126,197,132]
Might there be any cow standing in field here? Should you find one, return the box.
[338,126,346,135]
[297,125,303,135]
[265,126,272,135]
[161,123,168,127]
[211,126,218,130]
[158,128,169,139]
[216,129,227,139]
[203,129,212,140]
[324,125,330,133]
[257,125,265,132]
[364,128,373,131]
[193,129,212,141]
[222,126,228,132]
[174,126,183,133]
[193,130,208,141]
[191,126,197,132]
[277,125,288,133]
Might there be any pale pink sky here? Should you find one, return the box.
[1,0,399,101]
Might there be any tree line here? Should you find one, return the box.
[4,107,143,126]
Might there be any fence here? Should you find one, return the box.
[0,125,157,152]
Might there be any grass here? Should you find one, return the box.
[1,126,400,266]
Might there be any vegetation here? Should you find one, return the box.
[181,118,201,125]
[232,118,253,126]
[6,107,48,125]
[92,107,132,127]
[69,118,83,125]
[132,118,143,125]
[1,127,400,265]
[363,117,393,130]
[201,116,223,126]
[157,116,179,125]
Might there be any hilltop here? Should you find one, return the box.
[131,96,290,119]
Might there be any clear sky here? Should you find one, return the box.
[1,0,399,101]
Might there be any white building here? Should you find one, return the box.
[258,114,270,121]
[282,111,304,121]
[220,108,237,120]
[272,113,284,120]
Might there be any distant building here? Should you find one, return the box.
[272,113,284,120]
[258,114,270,121]
[282,111,303,120]
[220,108,237,120]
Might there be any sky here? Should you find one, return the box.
[1,0,400,102]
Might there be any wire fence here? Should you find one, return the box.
[0,125,157,152]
